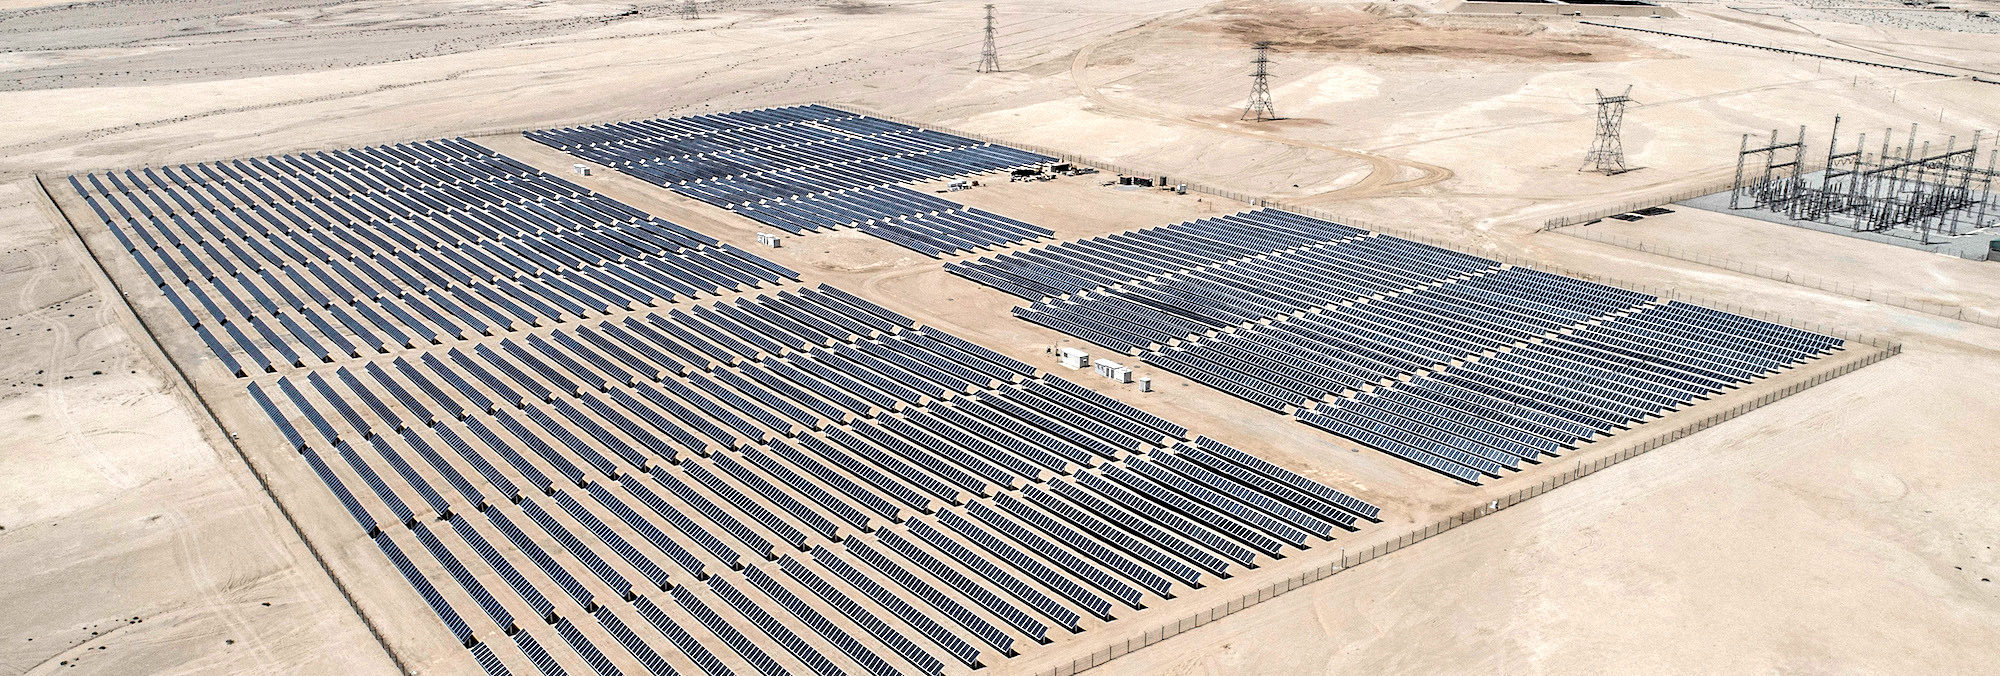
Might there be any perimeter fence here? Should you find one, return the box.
[1538,178,1740,230]
[1032,341,1899,676]
[1557,228,2000,328]
[843,104,1916,676]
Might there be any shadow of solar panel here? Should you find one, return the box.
[701,575,842,676]
[811,545,983,668]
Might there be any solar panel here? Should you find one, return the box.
[617,473,742,570]
[592,607,677,676]
[904,519,1080,631]
[778,555,943,676]
[942,508,1123,617]
[335,441,415,525]
[671,585,788,676]
[681,461,808,550]
[702,577,845,676]
[745,442,882,528]
[374,534,477,647]
[869,530,1046,642]
[553,616,626,676]
[410,521,517,632]
[469,642,512,676]
[1123,457,1314,548]
[585,481,706,581]
[514,630,567,676]
[811,545,984,667]
[1047,479,1234,575]
[246,381,307,451]
[494,407,589,486]
[485,509,596,611]
[447,513,557,622]
[462,416,556,493]
[740,565,906,676]
[1097,465,1286,556]
[631,595,736,676]
[1192,436,1380,521]
[299,448,376,534]
[990,492,1173,596]
[644,467,774,561]
[798,432,934,513]
[520,496,634,598]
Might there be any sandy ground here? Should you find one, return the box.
[0,179,397,675]
[1568,206,2000,325]
[1086,334,2000,676]
[464,129,1902,676]
[6,0,2000,673]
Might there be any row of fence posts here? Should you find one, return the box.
[1530,165,1994,323]
[1554,227,1999,328]
[1537,179,1742,230]
[828,104,1914,676]
[1035,342,1900,676]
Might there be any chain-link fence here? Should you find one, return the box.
[1538,179,1741,231]
[1558,228,2000,329]
[815,103,1914,676]
[1033,341,1899,676]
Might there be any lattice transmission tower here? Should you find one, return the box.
[1581,86,1635,174]
[1242,41,1278,122]
[681,0,699,20]
[978,5,1001,73]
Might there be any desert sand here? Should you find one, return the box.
[3,0,1998,674]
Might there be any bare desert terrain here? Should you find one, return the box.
[3,0,1998,674]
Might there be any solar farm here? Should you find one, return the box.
[40,100,1876,676]
[10,2,1995,675]
[527,106,1057,258]
[52,110,1406,676]
[946,209,1844,483]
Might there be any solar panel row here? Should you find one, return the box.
[103,127,1384,674]
[527,106,1055,256]
[950,207,1845,485]
[69,141,797,377]
[254,281,1377,672]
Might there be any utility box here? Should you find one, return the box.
[1139,377,1153,392]
[756,233,782,248]
[1059,347,1089,370]
[572,163,590,176]
[1093,357,1133,383]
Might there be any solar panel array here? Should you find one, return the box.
[948,208,1846,484]
[67,138,797,378]
[243,278,1379,672]
[526,105,1056,257]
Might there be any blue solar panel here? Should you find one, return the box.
[703,576,845,676]
[632,595,736,676]
[874,529,1051,643]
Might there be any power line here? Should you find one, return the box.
[972,4,996,74]
[1581,86,1634,174]
[1242,41,1278,122]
